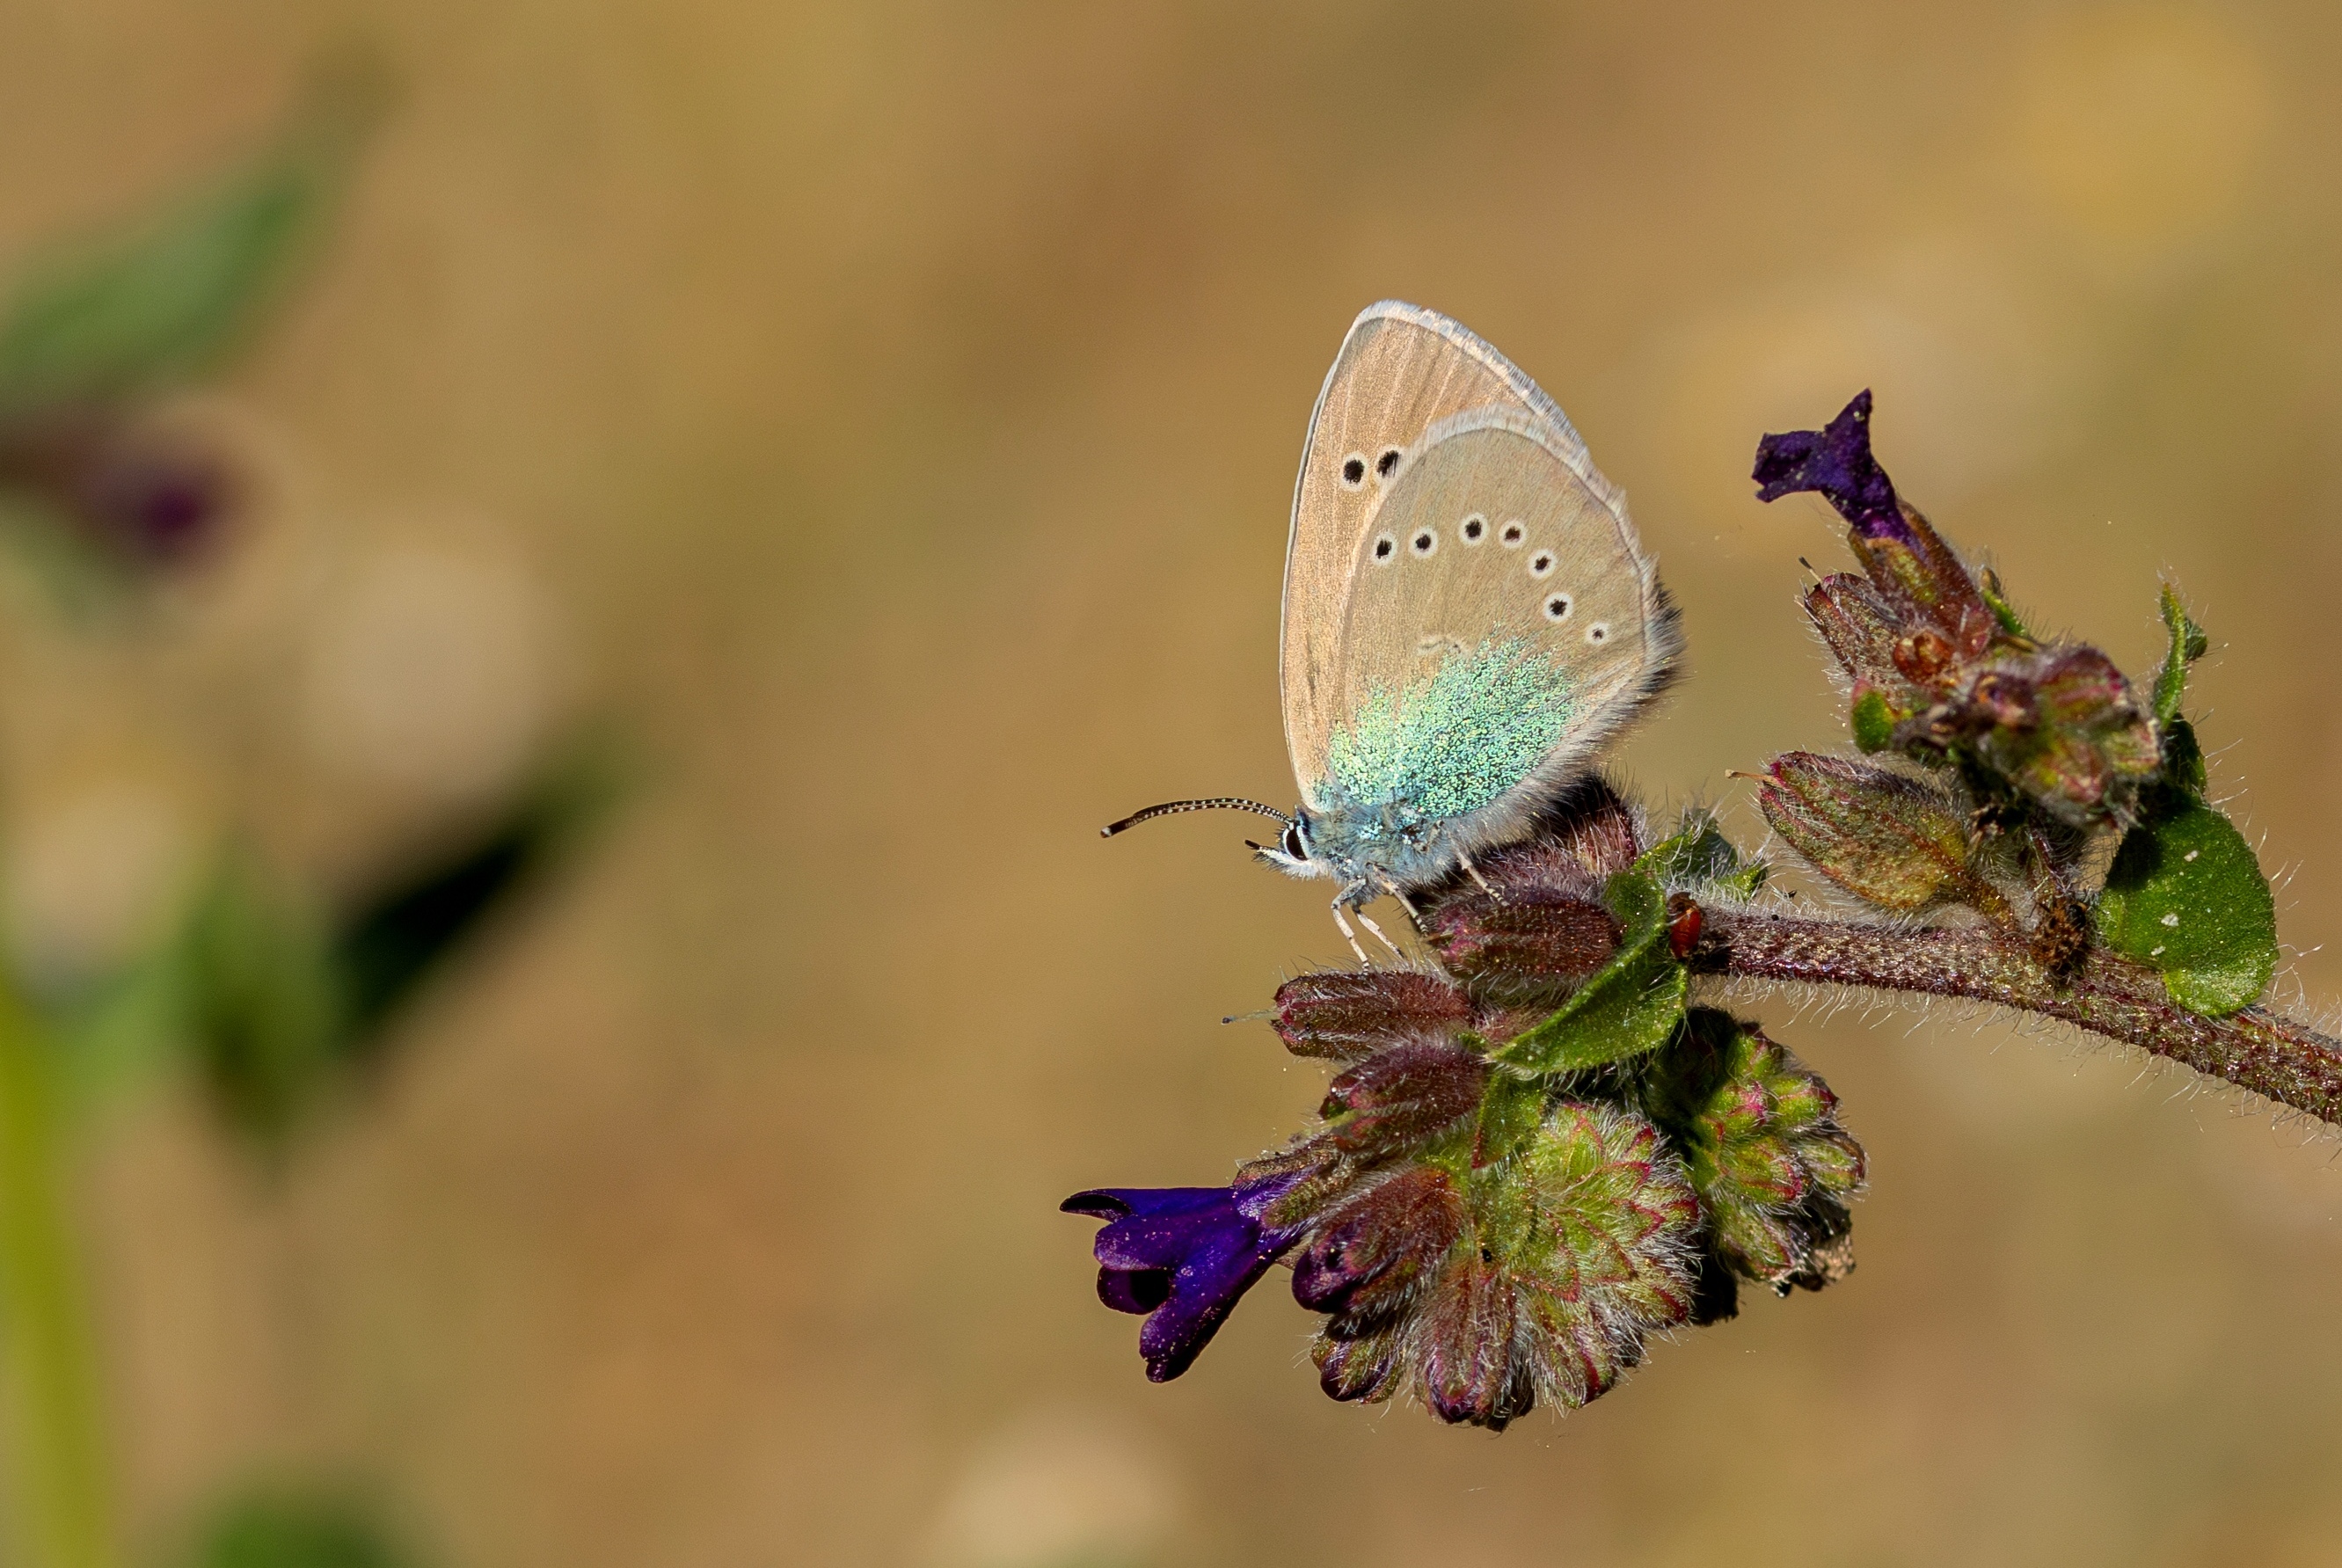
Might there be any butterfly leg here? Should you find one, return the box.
[1373,869,1424,930]
[1328,900,1371,966]
[1456,848,1501,902]
[1353,906,1407,961]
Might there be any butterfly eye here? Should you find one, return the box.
[1529,550,1556,579]
[1499,521,1526,547]
[1372,534,1397,563]
[1543,594,1572,622]
[1375,447,1404,479]
[1410,529,1437,557]
[1460,514,1485,543]
[1339,454,1368,488]
[1280,820,1309,860]
[1587,622,1610,645]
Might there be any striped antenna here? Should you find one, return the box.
[1100,797,1291,838]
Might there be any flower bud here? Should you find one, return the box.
[1963,645,2158,826]
[1755,752,1994,913]
[1317,1042,1490,1158]
[1299,1099,1699,1428]
[1291,1162,1466,1318]
[1459,778,1644,898]
[1417,1253,1537,1429]
[1423,888,1621,1006]
[1313,1326,1399,1404]
[1642,1011,1867,1292]
[1270,969,1480,1061]
[1803,572,1914,696]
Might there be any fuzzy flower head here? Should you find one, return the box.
[1066,791,1867,1428]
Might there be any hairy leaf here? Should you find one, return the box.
[2096,797,2277,1017]
[1492,872,1686,1075]
[2151,582,2208,727]
[1640,809,1767,901]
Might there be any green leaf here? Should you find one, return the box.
[1468,1064,1545,1167]
[1492,872,1687,1075]
[1850,687,1897,753]
[195,1488,405,1568]
[0,96,369,410]
[2160,716,2207,799]
[332,740,622,1050]
[174,852,347,1149]
[1638,809,1766,900]
[2095,796,2277,1017]
[1978,566,2029,638]
[2151,582,2207,726]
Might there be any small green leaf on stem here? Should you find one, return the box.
[2095,797,2277,1017]
[1492,872,1686,1076]
[1977,566,2029,638]
[2152,583,2207,726]
[1639,809,1766,901]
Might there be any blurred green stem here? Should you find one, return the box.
[0,983,115,1568]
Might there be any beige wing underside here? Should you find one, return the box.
[1280,302,1667,813]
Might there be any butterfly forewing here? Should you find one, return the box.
[1282,303,1613,796]
[1282,303,1667,831]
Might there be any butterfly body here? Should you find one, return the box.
[1107,302,1676,959]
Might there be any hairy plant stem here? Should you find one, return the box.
[0,983,116,1568]
[1698,907,2342,1127]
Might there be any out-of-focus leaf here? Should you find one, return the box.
[176,851,346,1148]
[2095,796,2277,1017]
[333,742,624,1049]
[195,1489,405,1568]
[0,68,380,412]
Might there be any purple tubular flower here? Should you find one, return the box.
[1752,390,1902,537]
[1755,390,1992,654]
[1062,1171,1307,1382]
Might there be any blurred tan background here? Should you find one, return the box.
[4,1,2342,1564]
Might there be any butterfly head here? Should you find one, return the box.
[1251,813,1324,876]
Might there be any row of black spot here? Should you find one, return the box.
[1363,511,1612,643]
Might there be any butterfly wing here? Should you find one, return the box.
[1281,303,1675,852]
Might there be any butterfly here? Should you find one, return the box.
[1106,301,1679,961]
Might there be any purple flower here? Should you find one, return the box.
[1755,390,1993,656]
[69,428,232,564]
[1062,1171,1307,1382]
[1752,390,1901,537]
[0,410,234,572]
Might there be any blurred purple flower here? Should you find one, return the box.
[0,410,234,571]
[1062,1169,1308,1382]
